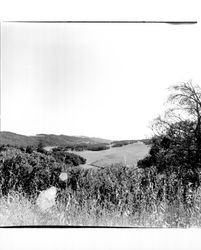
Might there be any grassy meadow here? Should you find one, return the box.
[73,142,149,168]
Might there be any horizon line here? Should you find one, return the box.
[0,130,149,141]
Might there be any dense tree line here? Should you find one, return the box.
[111,140,137,147]
[64,143,110,151]
[111,139,150,147]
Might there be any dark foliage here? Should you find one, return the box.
[51,150,86,167]
[26,146,34,154]
[0,145,86,197]
[138,120,200,177]
[37,142,46,154]
[137,82,201,206]
[112,140,137,147]
[57,163,196,216]
[64,143,110,151]
[86,143,110,151]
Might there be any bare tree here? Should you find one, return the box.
[152,81,201,132]
[168,81,201,120]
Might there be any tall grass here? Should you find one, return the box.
[1,181,201,227]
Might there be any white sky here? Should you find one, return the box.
[1,22,201,140]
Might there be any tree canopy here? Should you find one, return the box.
[138,81,201,188]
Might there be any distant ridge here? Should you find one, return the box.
[0,131,111,147]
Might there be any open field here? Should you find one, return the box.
[73,142,150,168]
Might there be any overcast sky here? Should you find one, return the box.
[1,22,200,140]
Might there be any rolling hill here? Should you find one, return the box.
[0,131,111,147]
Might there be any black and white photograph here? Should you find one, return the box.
[0,15,201,230]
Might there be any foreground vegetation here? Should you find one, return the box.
[1,164,201,227]
[1,149,201,227]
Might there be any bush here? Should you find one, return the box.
[26,146,34,154]
[51,150,86,166]
[0,146,64,197]
[36,142,46,154]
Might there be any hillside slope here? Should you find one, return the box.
[0,131,111,147]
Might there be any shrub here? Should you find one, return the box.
[26,146,34,154]
[0,146,88,196]
[51,150,86,166]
